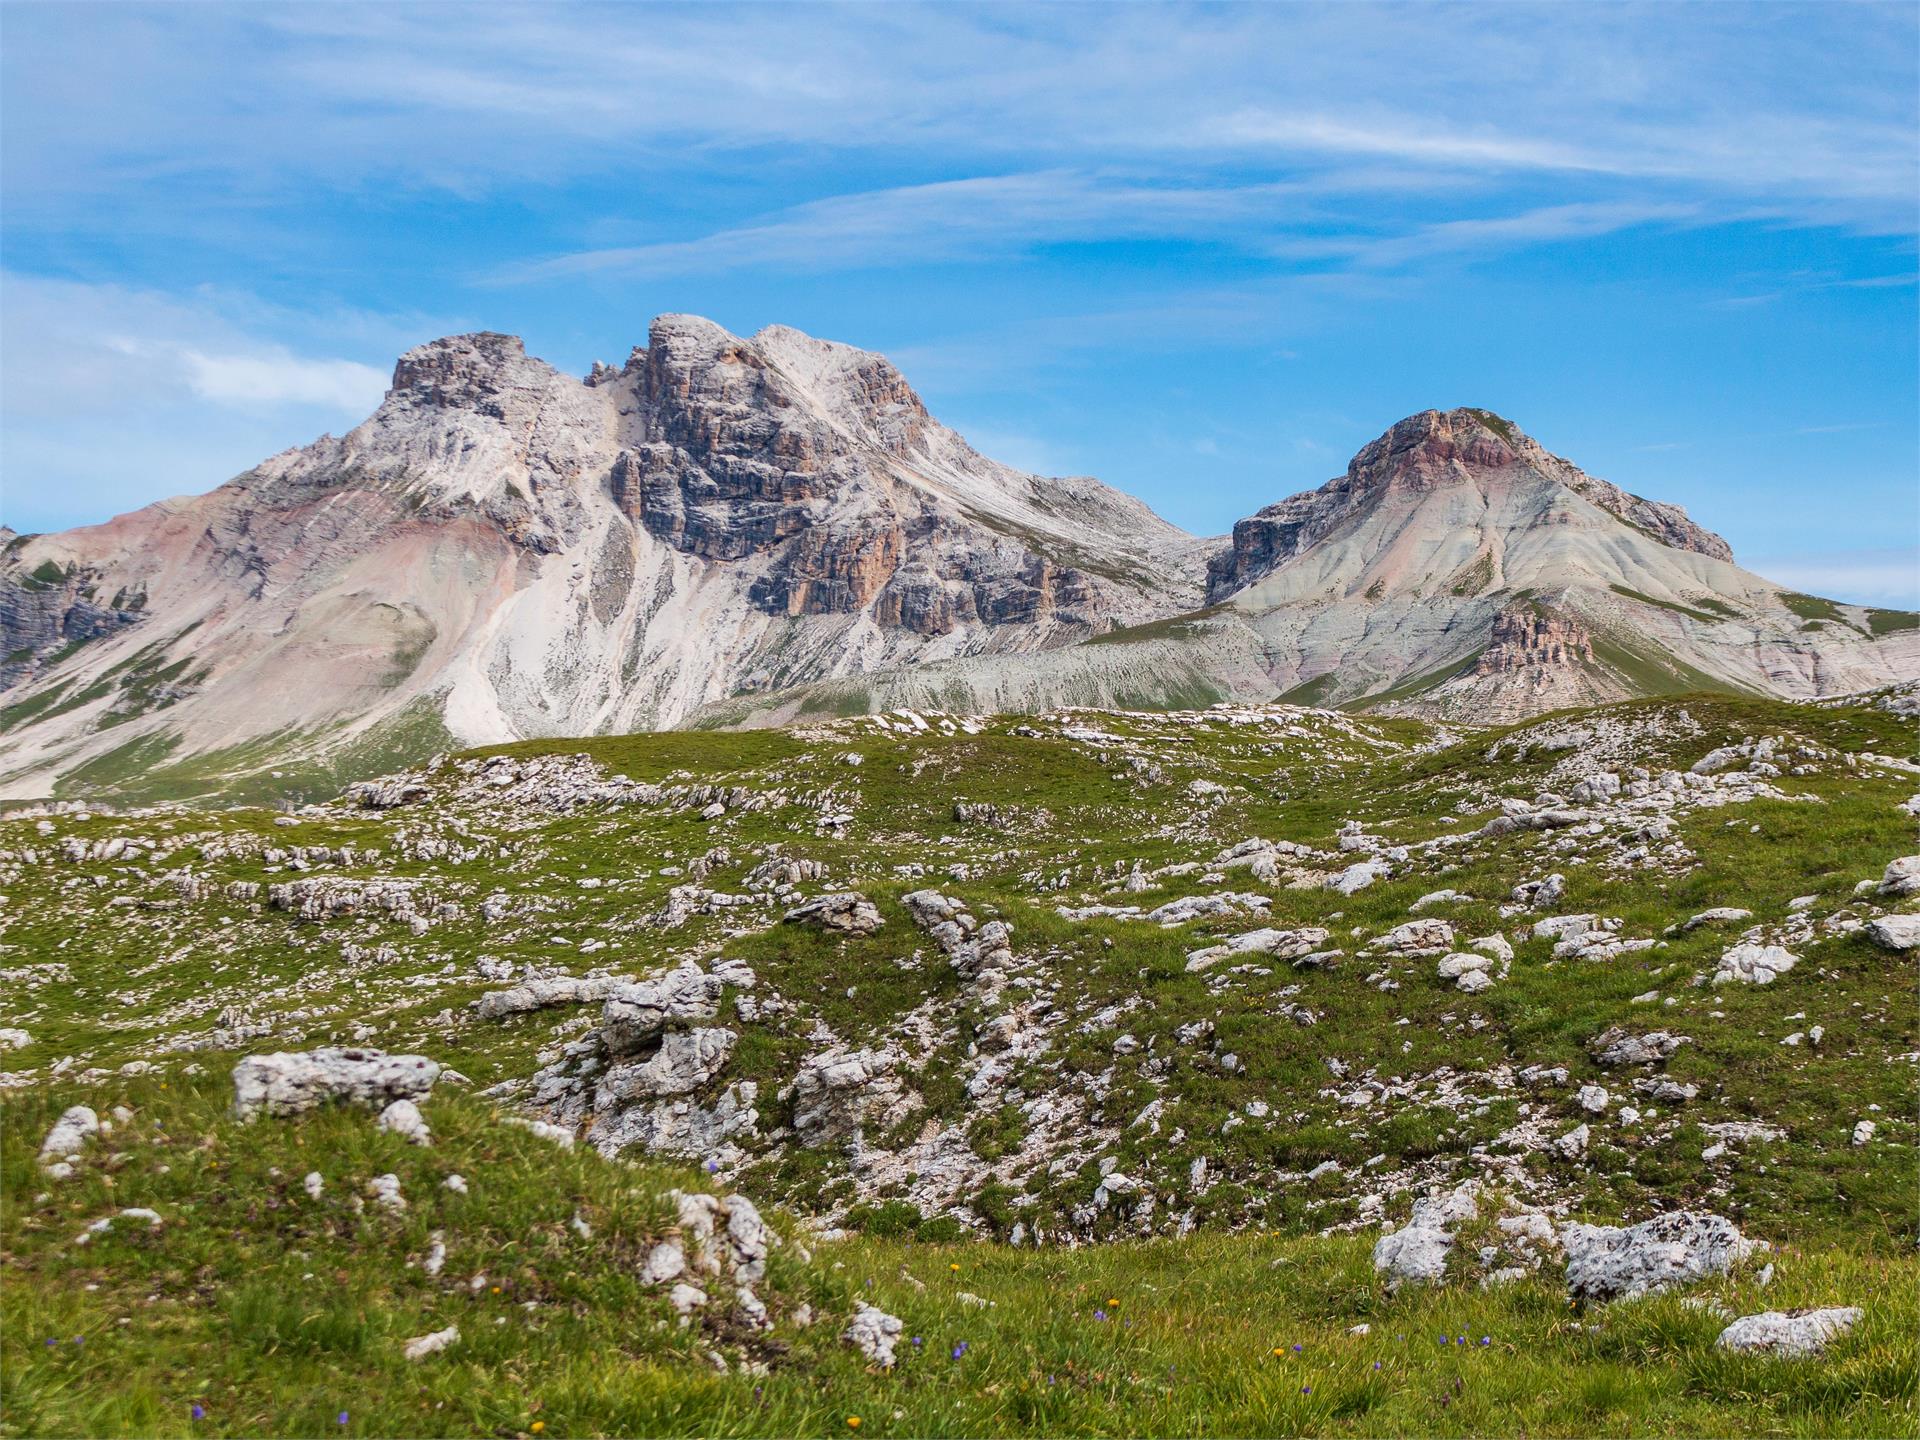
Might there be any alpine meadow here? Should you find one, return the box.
[2,4,1916,1439]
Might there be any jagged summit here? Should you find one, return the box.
[1,320,1911,803]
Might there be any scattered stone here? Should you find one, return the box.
[601,965,730,1054]
[367,1174,407,1214]
[1716,1307,1861,1358]
[1186,926,1330,973]
[39,1105,99,1170]
[1677,907,1752,932]
[504,1117,575,1148]
[783,892,884,936]
[1712,943,1798,986]
[846,1302,905,1367]
[598,1028,737,1102]
[1329,861,1390,894]
[1590,1028,1689,1068]
[1372,919,1455,955]
[473,975,630,1021]
[377,1098,432,1146]
[1512,874,1567,909]
[640,1240,687,1286]
[1877,856,1920,898]
[1867,914,1920,951]
[74,1208,162,1245]
[403,1325,460,1361]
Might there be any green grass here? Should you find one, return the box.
[1463,409,1519,446]
[1607,585,1731,625]
[1589,633,1747,698]
[1083,606,1229,647]
[1348,651,1483,709]
[1781,593,1848,626]
[5,1077,1913,1439]
[1275,673,1340,706]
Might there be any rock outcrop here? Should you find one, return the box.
[231,1048,442,1120]
[1561,1212,1764,1304]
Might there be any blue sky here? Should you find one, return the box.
[3,1,1916,603]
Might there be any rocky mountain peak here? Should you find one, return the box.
[1208,406,1735,603]
[388,332,544,409]
[1346,407,1529,491]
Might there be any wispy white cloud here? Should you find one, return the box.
[499,172,1332,282]
[103,338,388,413]
[1198,111,1616,175]
[4,3,1913,234]
[0,273,422,531]
[507,180,1712,284]
[1270,200,1701,270]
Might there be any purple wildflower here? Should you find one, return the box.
[1301,1386,1312,1395]
[1094,1309,1107,1322]
[191,1405,206,1421]
[337,1412,350,1426]
[1291,1344,1303,1353]
[1480,1336,1491,1346]
[911,1336,923,1348]
[705,1159,719,1174]
[1372,1361,1381,1370]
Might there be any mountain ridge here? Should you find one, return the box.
[2,315,1913,804]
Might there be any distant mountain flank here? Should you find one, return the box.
[2,317,1913,803]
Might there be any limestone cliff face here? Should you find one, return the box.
[600,316,1132,637]
[1473,602,1597,676]
[0,541,147,692]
